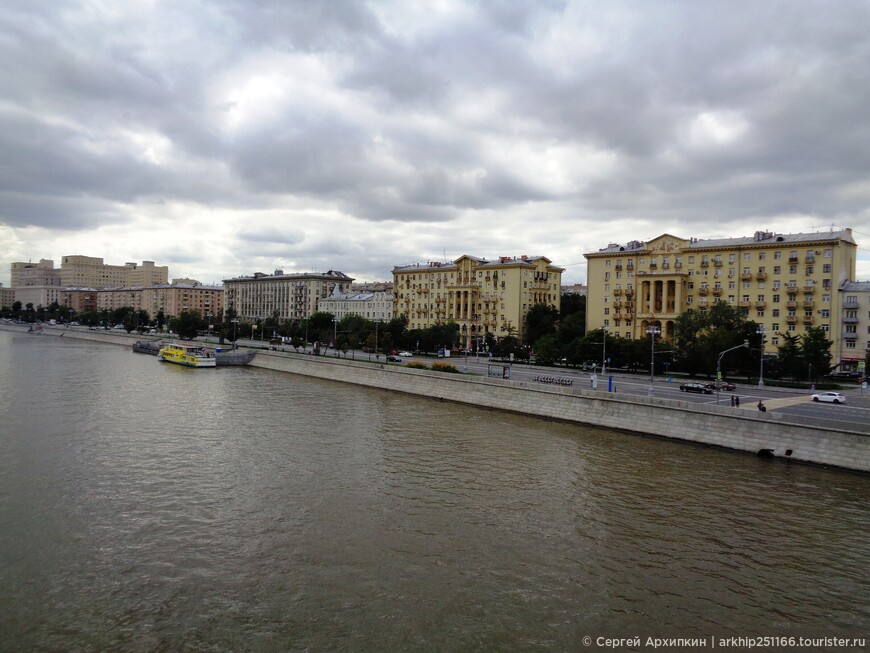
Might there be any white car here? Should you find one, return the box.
[811,392,846,404]
[398,351,413,357]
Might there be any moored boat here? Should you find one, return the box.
[135,340,256,366]
[158,342,217,368]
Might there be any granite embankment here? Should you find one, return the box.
[6,324,870,473]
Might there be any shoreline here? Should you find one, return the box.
[4,323,869,474]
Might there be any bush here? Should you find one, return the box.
[431,362,460,374]
[406,361,428,370]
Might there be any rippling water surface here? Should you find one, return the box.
[1,331,868,651]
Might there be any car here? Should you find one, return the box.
[704,381,736,391]
[680,382,713,394]
[398,351,413,357]
[386,355,402,362]
[811,392,846,404]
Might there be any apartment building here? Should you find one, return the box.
[318,287,394,322]
[59,256,168,288]
[393,255,563,349]
[223,270,354,322]
[839,281,870,373]
[95,282,224,320]
[584,229,858,364]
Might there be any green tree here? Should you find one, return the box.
[560,293,585,319]
[524,304,559,346]
[777,332,803,380]
[168,310,205,340]
[801,327,833,381]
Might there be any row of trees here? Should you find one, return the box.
[5,294,861,382]
[526,299,850,383]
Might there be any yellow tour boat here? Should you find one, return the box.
[158,342,217,368]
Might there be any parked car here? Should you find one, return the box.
[811,392,846,404]
[704,381,736,391]
[680,382,713,394]
[386,355,402,362]
[398,351,413,357]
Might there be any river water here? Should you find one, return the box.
[0,330,867,652]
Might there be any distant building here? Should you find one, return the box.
[223,269,354,322]
[393,255,563,349]
[561,283,587,296]
[59,255,169,289]
[318,286,394,322]
[838,281,870,373]
[95,281,223,320]
[0,283,14,309]
[9,259,63,309]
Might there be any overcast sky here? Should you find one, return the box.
[2,0,870,287]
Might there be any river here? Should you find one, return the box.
[0,330,867,651]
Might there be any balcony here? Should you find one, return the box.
[843,301,860,309]
[755,301,767,309]
[844,332,858,340]
[714,260,722,267]
[756,272,767,281]
[843,316,859,324]
[803,315,814,325]
[613,288,623,296]
[803,285,815,293]
[786,315,798,324]
[802,301,814,309]
[700,260,709,268]
[738,301,751,308]
[698,287,709,295]
[787,301,798,310]
[712,287,722,296]
[740,273,752,281]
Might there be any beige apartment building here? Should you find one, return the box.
[95,282,223,320]
[60,256,168,288]
[392,255,563,349]
[584,229,858,366]
[839,282,870,373]
[223,270,355,322]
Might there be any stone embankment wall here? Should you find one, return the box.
[249,350,870,473]
[5,324,869,472]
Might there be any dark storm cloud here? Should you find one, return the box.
[2,0,869,284]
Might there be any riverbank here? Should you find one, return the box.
[4,323,869,473]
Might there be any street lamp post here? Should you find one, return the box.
[647,326,660,397]
[717,340,750,404]
[601,326,607,375]
[231,318,238,348]
[756,327,766,387]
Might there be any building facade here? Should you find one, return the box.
[223,270,355,322]
[318,288,394,322]
[392,255,563,349]
[839,281,870,373]
[94,282,224,320]
[59,256,169,289]
[584,229,858,365]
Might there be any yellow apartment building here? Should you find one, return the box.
[584,229,858,365]
[95,282,224,321]
[392,255,563,349]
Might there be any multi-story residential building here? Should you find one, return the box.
[561,283,587,296]
[11,259,59,288]
[319,287,394,322]
[838,282,870,373]
[59,256,168,288]
[223,270,354,322]
[393,255,563,349]
[95,282,224,320]
[584,229,858,365]
[0,284,15,309]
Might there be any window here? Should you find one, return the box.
[821,309,830,318]
[824,249,832,257]
[771,336,779,346]
[789,265,797,274]
[773,266,781,275]
[772,323,780,331]
[805,265,814,275]
[729,254,736,263]
[772,294,780,303]
[772,309,780,317]
[604,308,609,315]
[744,253,751,261]
[823,264,832,273]
[759,252,766,260]
[774,252,782,260]
[846,340,855,348]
